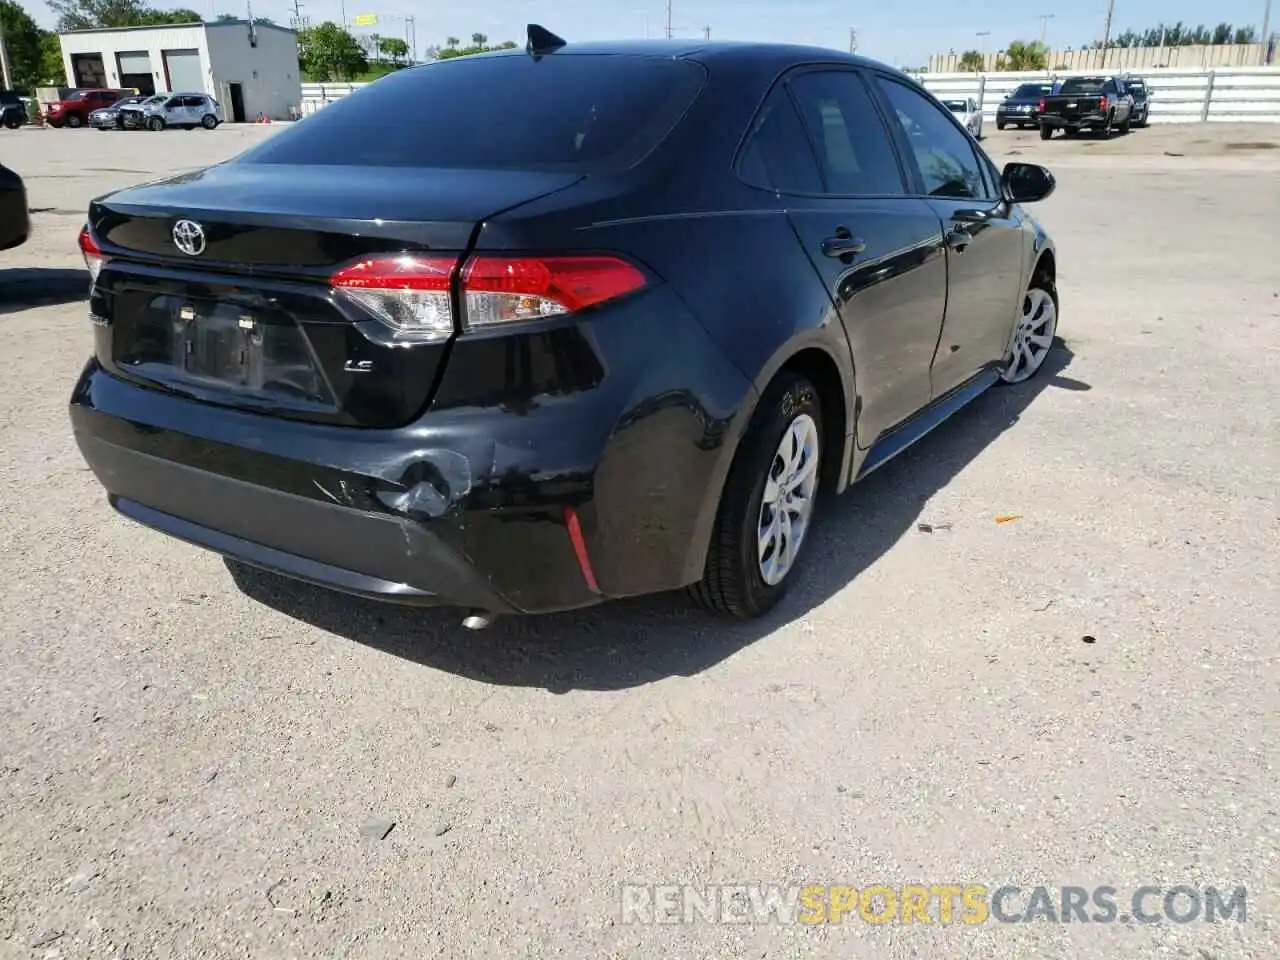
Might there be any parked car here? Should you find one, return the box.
[134,93,223,131]
[1123,75,1151,127]
[117,95,168,129]
[941,96,983,138]
[44,88,132,128]
[1038,75,1134,139]
[89,94,152,130]
[70,30,1060,625]
[1,89,27,129]
[995,82,1053,129]
[1,163,30,250]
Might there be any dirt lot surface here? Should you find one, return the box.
[1,122,1278,960]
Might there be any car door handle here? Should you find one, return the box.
[944,227,971,251]
[821,233,866,258]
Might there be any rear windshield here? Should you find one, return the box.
[1058,77,1108,94]
[1012,84,1050,98]
[942,100,967,112]
[238,53,707,173]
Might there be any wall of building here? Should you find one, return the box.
[58,25,210,94]
[204,23,302,121]
[929,43,1270,74]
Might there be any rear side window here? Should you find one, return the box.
[238,54,706,173]
[787,70,904,196]
[737,89,823,194]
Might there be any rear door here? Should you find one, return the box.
[739,67,948,448]
[871,73,1025,398]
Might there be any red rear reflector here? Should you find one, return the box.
[1098,95,1108,112]
[1038,97,1045,113]
[462,255,646,328]
[563,506,600,594]
[79,225,107,283]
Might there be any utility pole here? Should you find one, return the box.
[703,24,711,40]
[1038,13,1055,47]
[0,17,12,92]
[1262,0,1272,65]
[665,0,673,39]
[1099,0,1116,68]
[849,27,857,53]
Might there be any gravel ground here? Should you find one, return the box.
[1,122,1277,960]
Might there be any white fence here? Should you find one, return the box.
[916,67,1280,124]
[300,68,1280,125]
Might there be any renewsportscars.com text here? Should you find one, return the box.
[620,884,1247,925]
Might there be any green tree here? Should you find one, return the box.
[470,32,486,45]
[435,36,517,60]
[38,31,66,86]
[297,22,367,81]
[996,39,1048,70]
[378,36,409,65]
[0,0,46,90]
[444,36,459,48]
[46,0,202,30]
[958,49,984,71]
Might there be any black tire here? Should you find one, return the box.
[1101,112,1114,138]
[66,114,83,128]
[690,372,824,619]
[2,113,20,130]
[1039,124,1052,140]
[201,113,218,129]
[996,120,1006,130]
[1119,113,1131,135]
[147,116,165,132]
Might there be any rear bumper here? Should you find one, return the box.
[69,288,753,613]
[1040,114,1105,129]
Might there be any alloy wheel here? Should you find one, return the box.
[1001,288,1057,384]
[756,412,820,586]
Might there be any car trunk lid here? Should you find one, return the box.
[87,162,584,428]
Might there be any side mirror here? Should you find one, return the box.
[1002,162,1055,204]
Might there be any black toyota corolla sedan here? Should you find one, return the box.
[70,29,1059,624]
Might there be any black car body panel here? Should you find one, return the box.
[995,83,1053,128]
[1,90,26,128]
[0,163,30,251]
[70,41,1057,615]
[1124,76,1151,124]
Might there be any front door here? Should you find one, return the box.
[872,74,1028,398]
[739,67,948,451]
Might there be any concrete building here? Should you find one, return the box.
[58,21,302,121]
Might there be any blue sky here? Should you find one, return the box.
[34,0,1274,67]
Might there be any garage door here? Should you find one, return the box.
[163,49,203,93]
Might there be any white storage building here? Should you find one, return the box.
[57,20,302,121]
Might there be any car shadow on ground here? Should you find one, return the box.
[0,267,90,311]
[228,341,1088,692]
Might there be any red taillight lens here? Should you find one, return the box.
[462,255,646,328]
[331,254,456,341]
[1038,97,1046,113]
[329,253,646,339]
[1098,95,1108,112]
[79,225,107,283]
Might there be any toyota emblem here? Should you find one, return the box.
[172,219,207,257]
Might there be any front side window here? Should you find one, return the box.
[875,76,988,200]
[786,70,904,196]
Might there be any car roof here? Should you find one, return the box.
[425,39,902,75]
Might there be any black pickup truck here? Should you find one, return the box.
[1038,75,1134,139]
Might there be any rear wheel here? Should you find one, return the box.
[65,114,83,128]
[201,113,219,129]
[1101,112,1114,138]
[3,115,20,130]
[1119,113,1131,134]
[147,116,165,132]
[1039,124,1052,140]
[690,372,823,618]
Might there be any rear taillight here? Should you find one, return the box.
[1038,97,1046,113]
[330,254,646,341]
[1098,94,1109,112]
[79,225,107,283]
